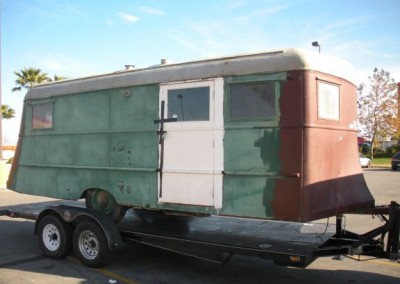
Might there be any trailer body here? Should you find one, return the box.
[8,48,374,222]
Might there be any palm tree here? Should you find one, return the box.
[49,75,68,82]
[1,105,16,119]
[12,67,51,92]
[1,104,16,159]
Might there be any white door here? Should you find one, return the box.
[158,78,223,208]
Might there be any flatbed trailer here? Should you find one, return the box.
[0,200,399,268]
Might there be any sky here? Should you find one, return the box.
[1,0,400,144]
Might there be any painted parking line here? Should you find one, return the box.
[93,267,140,284]
[66,256,139,284]
[369,259,400,268]
[347,255,400,268]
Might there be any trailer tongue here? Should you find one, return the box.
[1,200,399,268]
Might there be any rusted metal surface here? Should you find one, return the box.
[273,70,374,221]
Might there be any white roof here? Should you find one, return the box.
[25,48,356,100]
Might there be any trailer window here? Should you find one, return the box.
[167,87,210,121]
[32,103,53,129]
[318,81,340,121]
[230,82,275,120]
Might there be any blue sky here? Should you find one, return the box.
[1,0,400,144]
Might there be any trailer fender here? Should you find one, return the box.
[34,205,123,252]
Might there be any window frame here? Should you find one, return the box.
[229,81,277,121]
[317,80,340,121]
[160,80,215,129]
[167,86,210,122]
[31,102,55,130]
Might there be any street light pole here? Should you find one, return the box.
[312,41,321,53]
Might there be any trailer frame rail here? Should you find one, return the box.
[1,201,399,268]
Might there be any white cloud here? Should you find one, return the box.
[163,30,199,51]
[119,12,139,23]
[23,0,86,21]
[235,4,289,23]
[54,2,86,17]
[254,5,288,16]
[321,15,373,35]
[226,0,245,10]
[28,54,93,78]
[379,53,399,59]
[106,19,115,26]
[140,6,165,15]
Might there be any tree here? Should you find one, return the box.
[51,75,67,81]
[1,105,16,119]
[390,83,400,140]
[12,67,50,92]
[357,68,398,158]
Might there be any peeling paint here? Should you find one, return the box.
[116,180,133,194]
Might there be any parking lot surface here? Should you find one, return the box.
[0,168,399,284]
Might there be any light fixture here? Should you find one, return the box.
[312,41,321,53]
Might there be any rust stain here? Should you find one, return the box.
[271,70,374,222]
[117,180,133,194]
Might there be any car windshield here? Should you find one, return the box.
[394,153,400,159]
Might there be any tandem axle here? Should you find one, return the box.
[1,201,399,268]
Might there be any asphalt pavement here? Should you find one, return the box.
[0,168,399,284]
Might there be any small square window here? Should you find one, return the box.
[32,103,53,129]
[230,82,275,120]
[167,87,210,122]
[318,82,340,120]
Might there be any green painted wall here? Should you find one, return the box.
[16,85,160,207]
[13,73,286,218]
[221,73,285,218]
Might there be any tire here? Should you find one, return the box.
[85,189,128,223]
[37,215,73,259]
[392,166,397,171]
[73,220,112,268]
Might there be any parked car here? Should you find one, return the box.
[391,151,400,171]
[359,153,371,168]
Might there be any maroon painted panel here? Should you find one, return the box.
[271,71,304,221]
[272,128,302,221]
[272,70,374,222]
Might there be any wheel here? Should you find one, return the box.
[392,165,398,171]
[37,215,73,259]
[73,220,112,268]
[85,189,128,223]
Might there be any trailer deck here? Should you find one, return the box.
[119,210,336,266]
[0,199,398,268]
[0,199,335,267]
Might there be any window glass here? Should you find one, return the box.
[167,87,210,121]
[230,82,275,120]
[318,82,340,120]
[32,103,53,129]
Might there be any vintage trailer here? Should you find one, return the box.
[8,48,375,222]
